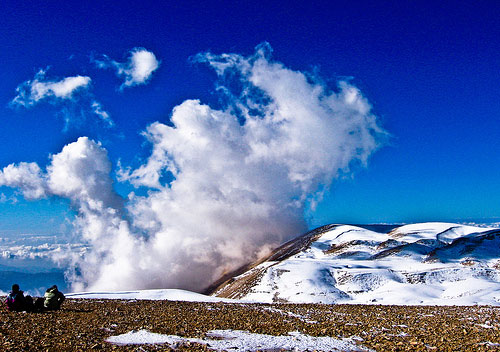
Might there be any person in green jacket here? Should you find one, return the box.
[43,285,65,310]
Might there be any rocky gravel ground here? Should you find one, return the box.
[0,298,499,351]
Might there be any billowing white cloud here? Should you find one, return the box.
[2,44,384,293]
[45,137,122,209]
[0,137,130,288]
[95,48,160,89]
[0,137,122,211]
[0,162,47,200]
[11,69,112,126]
[12,69,91,107]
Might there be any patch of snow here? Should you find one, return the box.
[106,329,373,351]
[106,330,181,345]
[480,341,500,347]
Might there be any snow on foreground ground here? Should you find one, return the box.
[66,290,373,351]
[106,329,371,351]
[8,298,496,351]
[214,222,500,305]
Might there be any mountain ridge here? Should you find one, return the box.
[210,222,500,305]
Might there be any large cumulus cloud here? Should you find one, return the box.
[0,44,384,292]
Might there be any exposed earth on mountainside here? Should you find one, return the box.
[0,299,499,351]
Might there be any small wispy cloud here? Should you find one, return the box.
[0,193,18,204]
[12,69,91,107]
[11,68,112,127]
[94,48,160,89]
[91,100,113,126]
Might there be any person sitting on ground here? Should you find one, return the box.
[6,284,27,312]
[43,285,65,311]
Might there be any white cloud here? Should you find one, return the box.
[12,69,91,107]
[91,101,113,126]
[0,137,130,289]
[95,48,160,89]
[0,162,47,200]
[2,44,384,293]
[11,69,112,126]
[45,137,121,209]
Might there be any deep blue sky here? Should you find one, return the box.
[1,0,500,235]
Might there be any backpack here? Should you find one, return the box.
[44,287,61,310]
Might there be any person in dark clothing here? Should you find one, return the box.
[43,285,65,310]
[5,284,28,312]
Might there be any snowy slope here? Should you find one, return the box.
[66,288,234,302]
[212,223,500,305]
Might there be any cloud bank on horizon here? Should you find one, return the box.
[0,43,384,292]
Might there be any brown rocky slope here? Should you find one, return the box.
[1,298,499,351]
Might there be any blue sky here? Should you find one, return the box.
[1,0,500,237]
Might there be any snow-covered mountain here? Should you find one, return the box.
[211,223,500,305]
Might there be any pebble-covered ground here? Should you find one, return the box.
[0,299,499,351]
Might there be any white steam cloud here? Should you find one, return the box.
[95,48,160,89]
[1,44,384,292]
